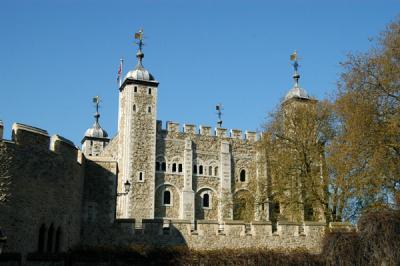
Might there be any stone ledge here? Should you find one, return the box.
[278,221,301,226]
[252,221,272,225]
[304,221,326,226]
[197,220,218,224]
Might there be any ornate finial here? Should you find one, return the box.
[92,96,100,124]
[134,28,144,65]
[216,103,223,128]
[290,51,300,87]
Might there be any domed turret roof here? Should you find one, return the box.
[284,85,309,101]
[85,120,108,138]
[124,48,155,82]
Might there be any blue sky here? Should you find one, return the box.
[0,0,398,145]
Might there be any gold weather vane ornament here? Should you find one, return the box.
[290,51,301,86]
[134,28,144,50]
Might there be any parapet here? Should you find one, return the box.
[11,123,50,149]
[183,124,196,134]
[50,134,78,159]
[157,120,260,142]
[0,120,3,140]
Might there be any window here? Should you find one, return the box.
[148,106,151,113]
[133,104,136,112]
[55,227,62,252]
[172,163,177,173]
[47,224,54,252]
[155,162,160,171]
[38,224,46,252]
[203,193,210,208]
[193,164,197,174]
[163,190,171,205]
[240,169,246,182]
[209,166,212,176]
[214,167,218,176]
[138,172,144,182]
[134,86,137,92]
[178,164,183,173]
[161,162,166,171]
[148,88,152,95]
[199,165,203,175]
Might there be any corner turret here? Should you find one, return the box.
[81,96,110,156]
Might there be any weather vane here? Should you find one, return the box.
[290,51,301,86]
[92,96,100,123]
[134,28,144,51]
[216,103,223,128]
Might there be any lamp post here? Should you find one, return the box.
[117,180,131,196]
[0,228,6,254]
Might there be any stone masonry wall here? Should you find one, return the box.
[0,124,84,258]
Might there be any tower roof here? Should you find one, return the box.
[284,51,310,101]
[84,96,108,139]
[125,29,156,82]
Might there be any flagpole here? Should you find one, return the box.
[119,58,124,88]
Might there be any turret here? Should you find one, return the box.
[81,96,110,156]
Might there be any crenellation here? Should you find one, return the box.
[157,120,163,132]
[199,125,212,136]
[215,127,227,137]
[11,123,50,149]
[183,124,196,134]
[0,120,3,140]
[50,134,78,160]
[245,131,257,142]
[230,129,243,139]
[167,121,180,132]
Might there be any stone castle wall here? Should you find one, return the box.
[0,123,85,256]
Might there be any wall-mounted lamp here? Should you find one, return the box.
[117,180,131,196]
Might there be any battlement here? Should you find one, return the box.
[157,120,259,142]
[100,219,328,252]
[50,134,79,160]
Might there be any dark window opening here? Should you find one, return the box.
[304,203,314,221]
[240,169,246,182]
[134,86,137,92]
[172,163,177,173]
[199,165,203,175]
[270,201,280,233]
[163,190,171,205]
[148,106,151,113]
[47,224,54,252]
[156,162,160,171]
[209,166,212,175]
[178,164,183,173]
[193,165,197,174]
[55,227,62,252]
[133,104,136,112]
[148,88,152,95]
[214,167,218,176]
[161,162,166,171]
[38,224,46,252]
[203,193,210,208]
[139,172,143,181]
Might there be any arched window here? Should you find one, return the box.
[47,223,54,252]
[133,104,136,112]
[172,163,177,172]
[209,166,213,176]
[55,227,62,252]
[193,164,197,174]
[134,86,137,92]
[199,165,203,175]
[38,224,46,252]
[240,169,246,182]
[163,190,171,205]
[203,193,210,208]
[161,162,166,171]
[214,167,218,176]
[178,164,183,173]
[155,162,160,171]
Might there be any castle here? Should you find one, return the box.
[0,35,330,259]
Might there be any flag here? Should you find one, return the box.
[117,61,122,82]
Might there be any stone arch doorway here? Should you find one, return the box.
[233,190,254,222]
